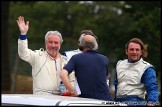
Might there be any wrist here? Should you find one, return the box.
[21,32,27,35]
[69,91,75,95]
[70,91,74,94]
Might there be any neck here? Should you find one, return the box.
[128,57,142,63]
[83,48,88,52]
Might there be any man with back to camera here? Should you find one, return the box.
[60,34,113,101]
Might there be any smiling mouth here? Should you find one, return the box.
[132,56,137,57]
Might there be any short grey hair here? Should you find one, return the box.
[45,31,63,44]
[80,34,98,50]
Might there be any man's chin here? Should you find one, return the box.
[48,51,58,55]
[131,58,138,62]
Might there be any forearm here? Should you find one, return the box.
[60,69,79,96]
[18,39,29,57]
[18,38,35,64]
[60,69,75,92]
[142,68,159,104]
[68,71,75,87]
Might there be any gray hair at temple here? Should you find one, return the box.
[45,31,63,44]
[79,34,98,50]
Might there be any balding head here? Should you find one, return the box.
[80,34,98,51]
[84,35,94,42]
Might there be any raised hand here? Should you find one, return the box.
[16,16,29,35]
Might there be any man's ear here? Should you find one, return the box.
[78,41,80,46]
[125,49,128,55]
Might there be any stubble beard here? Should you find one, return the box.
[47,48,59,57]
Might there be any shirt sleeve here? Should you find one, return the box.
[63,55,76,74]
[19,34,27,40]
[141,67,159,104]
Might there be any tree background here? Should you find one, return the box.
[1,1,161,100]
